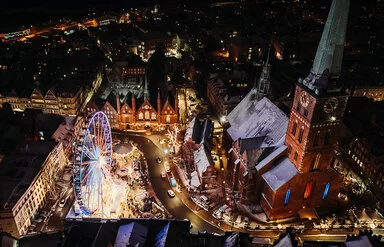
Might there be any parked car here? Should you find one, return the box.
[243,217,249,226]
[165,165,170,173]
[170,177,177,187]
[59,198,67,208]
[200,195,210,205]
[235,215,242,225]
[167,190,175,198]
[212,210,222,220]
[219,204,229,213]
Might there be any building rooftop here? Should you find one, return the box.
[227,96,288,147]
[262,157,298,191]
[0,141,56,210]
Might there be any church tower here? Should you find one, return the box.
[285,0,350,174]
[255,45,272,101]
[260,0,350,220]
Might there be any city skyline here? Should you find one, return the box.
[0,0,383,246]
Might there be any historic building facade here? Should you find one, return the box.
[0,72,103,116]
[86,90,179,131]
[0,142,67,237]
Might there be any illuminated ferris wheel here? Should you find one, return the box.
[73,111,113,216]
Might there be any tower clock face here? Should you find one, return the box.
[300,91,310,108]
[323,97,338,113]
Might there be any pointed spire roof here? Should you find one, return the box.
[144,75,149,100]
[302,0,350,94]
[254,44,272,101]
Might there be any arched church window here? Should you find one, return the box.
[151,112,156,120]
[322,182,330,199]
[304,182,313,199]
[138,112,143,120]
[284,189,291,206]
[145,111,150,120]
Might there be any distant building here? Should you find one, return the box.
[352,86,384,101]
[0,73,103,116]
[341,97,384,198]
[207,74,248,117]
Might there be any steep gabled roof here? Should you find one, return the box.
[161,98,176,115]
[121,102,133,114]
[227,97,288,148]
[262,157,298,191]
[137,98,157,113]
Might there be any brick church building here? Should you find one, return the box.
[226,0,350,220]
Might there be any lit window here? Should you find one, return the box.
[138,112,143,120]
[304,182,313,199]
[151,112,156,120]
[145,111,150,120]
[322,182,330,199]
[313,154,321,170]
[284,189,290,206]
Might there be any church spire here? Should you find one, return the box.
[301,0,350,94]
[143,75,149,100]
[255,44,271,100]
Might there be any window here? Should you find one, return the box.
[287,145,292,154]
[291,121,298,136]
[313,154,321,170]
[294,151,298,161]
[324,129,330,145]
[284,190,291,206]
[322,182,330,199]
[145,111,150,120]
[138,112,143,120]
[298,127,304,143]
[304,182,313,199]
[314,131,320,147]
[151,112,156,120]
[166,116,171,123]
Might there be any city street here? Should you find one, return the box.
[115,132,223,234]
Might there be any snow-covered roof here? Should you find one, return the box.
[114,222,148,247]
[184,117,196,141]
[256,145,287,171]
[190,171,200,188]
[274,234,293,247]
[262,157,298,191]
[227,96,288,148]
[345,235,373,247]
[193,145,213,178]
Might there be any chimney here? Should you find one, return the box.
[116,94,121,115]
[132,93,136,114]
